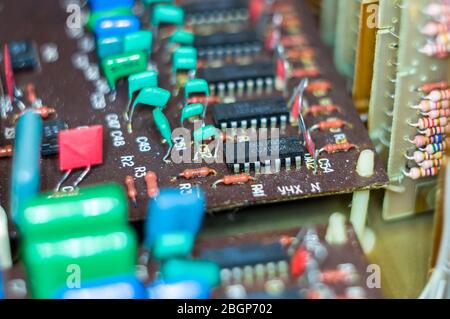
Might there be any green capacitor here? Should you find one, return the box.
[16,183,128,241]
[128,70,159,100]
[173,47,197,73]
[132,87,170,109]
[181,103,204,126]
[161,259,220,288]
[124,30,153,55]
[193,125,220,145]
[184,78,209,98]
[87,7,132,31]
[169,29,195,46]
[23,228,137,299]
[151,5,185,27]
[173,46,197,61]
[152,232,194,260]
[102,51,147,90]
[152,108,173,147]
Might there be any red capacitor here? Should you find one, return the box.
[58,125,104,171]
[290,247,309,277]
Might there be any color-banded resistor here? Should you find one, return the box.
[420,140,449,154]
[419,159,443,169]
[306,81,332,93]
[425,89,450,102]
[420,124,450,136]
[145,171,159,198]
[418,42,450,58]
[403,167,439,180]
[174,167,217,180]
[421,108,450,119]
[412,99,450,112]
[212,173,255,188]
[406,150,443,163]
[187,96,220,105]
[304,104,340,116]
[124,175,138,207]
[287,48,315,60]
[409,117,448,130]
[292,67,320,78]
[418,81,449,93]
[310,119,349,131]
[318,142,357,155]
[0,145,13,158]
[408,134,445,147]
[420,21,450,37]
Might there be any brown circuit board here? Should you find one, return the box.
[0,0,388,222]
[2,224,382,299]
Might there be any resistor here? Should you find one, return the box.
[418,42,450,58]
[0,145,13,158]
[304,104,340,116]
[421,108,450,119]
[408,134,445,147]
[145,171,159,198]
[419,159,443,169]
[212,173,255,188]
[406,150,443,163]
[420,21,450,37]
[292,67,320,78]
[417,81,449,94]
[320,269,349,285]
[310,119,349,131]
[409,117,448,130]
[318,142,357,155]
[25,83,38,104]
[412,99,450,112]
[281,35,306,47]
[124,176,138,207]
[306,81,332,93]
[420,124,450,136]
[403,167,439,180]
[286,48,315,60]
[420,140,449,154]
[425,89,450,102]
[174,167,217,180]
[187,96,220,105]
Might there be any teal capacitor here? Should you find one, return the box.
[128,70,159,100]
[124,30,153,55]
[97,36,123,59]
[152,232,195,260]
[151,5,185,27]
[172,47,197,73]
[193,125,220,145]
[132,87,171,109]
[161,259,220,288]
[169,29,195,46]
[16,183,128,241]
[10,110,42,219]
[181,103,204,126]
[184,78,209,98]
[152,108,173,148]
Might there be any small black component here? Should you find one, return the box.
[41,119,68,156]
[182,0,248,16]
[198,242,288,269]
[8,40,39,70]
[224,136,305,171]
[213,97,289,128]
[197,61,275,86]
[194,31,262,56]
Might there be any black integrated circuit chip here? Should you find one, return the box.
[224,136,305,173]
[198,242,288,269]
[198,61,275,86]
[213,97,289,129]
[194,31,262,56]
[182,0,248,16]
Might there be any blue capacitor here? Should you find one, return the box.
[10,110,42,220]
[147,280,210,299]
[145,188,205,248]
[97,36,123,59]
[54,275,146,299]
[94,15,140,38]
[88,0,134,12]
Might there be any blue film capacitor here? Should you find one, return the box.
[10,110,42,219]
[88,0,134,12]
[144,188,205,248]
[54,275,146,299]
[94,15,140,38]
[147,280,210,299]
